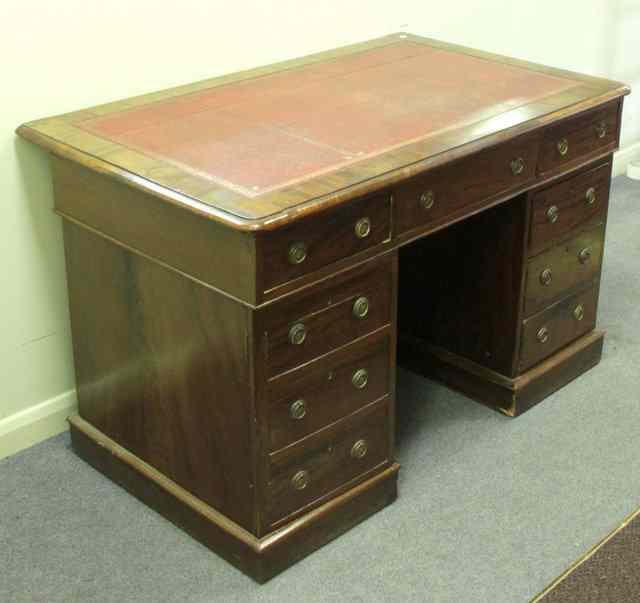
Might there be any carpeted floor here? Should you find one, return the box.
[1,176,638,603]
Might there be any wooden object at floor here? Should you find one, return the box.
[17,33,629,580]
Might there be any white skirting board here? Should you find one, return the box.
[0,390,77,460]
[613,141,640,178]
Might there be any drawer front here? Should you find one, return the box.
[529,162,610,255]
[260,191,391,291]
[520,286,598,371]
[524,225,605,316]
[265,400,389,527]
[395,133,539,235]
[266,333,390,452]
[538,102,619,174]
[263,254,393,377]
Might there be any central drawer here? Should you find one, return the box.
[265,400,390,527]
[394,132,539,235]
[261,253,394,378]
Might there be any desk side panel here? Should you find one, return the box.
[53,156,257,304]
[63,222,257,532]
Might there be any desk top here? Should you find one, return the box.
[18,33,629,230]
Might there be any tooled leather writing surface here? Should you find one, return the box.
[78,42,579,198]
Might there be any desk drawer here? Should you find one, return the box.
[538,103,619,174]
[262,254,393,378]
[529,162,610,255]
[266,333,390,452]
[395,133,538,235]
[520,285,598,371]
[259,191,391,292]
[265,400,389,527]
[524,225,604,317]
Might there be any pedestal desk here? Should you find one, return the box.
[18,34,630,582]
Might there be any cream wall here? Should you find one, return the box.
[1,0,638,458]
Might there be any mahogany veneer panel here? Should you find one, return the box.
[63,222,256,531]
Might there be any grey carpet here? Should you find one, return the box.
[1,175,639,603]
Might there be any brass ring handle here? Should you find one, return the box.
[420,190,435,210]
[352,368,369,390]
[595,122,607,139]
[546,206,559,224]
[537,327,550,343]
[352,296,370,319]
[287,241,307,265]
[354,217,371,239]
[540,268,553,287]
[510,157,525,176]
[291,470,309,491]
[289,399,307,420]
[585,187,597,206]
[578,247,592,264]
[288,323,307,345]
[573,304,585,321]
[350,439,368,459]
[557,138,569,156]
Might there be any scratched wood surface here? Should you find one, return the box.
[17,33,629,230]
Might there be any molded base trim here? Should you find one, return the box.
[398,331,604,417]
[68,415,399,582]
[0,389,77,460]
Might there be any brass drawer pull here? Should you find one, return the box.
[288,323,307,345]
[287,241,307,265]
[291,470,309,491]
[352,368,369,390]
[578,247,592,264]
[585,187,597,206]
[354,217,371,239]
[510,157,525,176]
[557,138,569,156]
[537,327,550,343]
[573,304,585,321]
[540,268,553,287]
[420,190,435,210]
[352,296,370,319]
[595,121,607,139]
[546,205,559,224]
[351,439,368,459]
[289,399,307,420]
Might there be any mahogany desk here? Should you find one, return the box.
[18,34,630,582]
